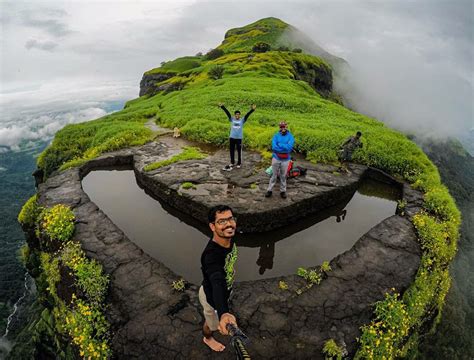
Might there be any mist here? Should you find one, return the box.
[270,2,473,140]
[1,0,472,149]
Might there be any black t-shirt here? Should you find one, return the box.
[201,238,237,318]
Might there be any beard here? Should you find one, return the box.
[217,225,236,239]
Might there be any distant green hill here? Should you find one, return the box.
[34,17,461,359]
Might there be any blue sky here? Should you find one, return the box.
[0,0,472,150]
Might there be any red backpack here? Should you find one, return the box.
[287,160,307,178]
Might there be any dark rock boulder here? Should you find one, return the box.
[291,59,332,97]
[139,72,177,96]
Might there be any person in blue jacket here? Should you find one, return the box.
[218,102,256,171]
[265,121,295,199]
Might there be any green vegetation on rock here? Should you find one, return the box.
[17,203,111,359]
[38,113,153,179]
[145,56,203,75]
[219,17,289,53]
[181,182,197,190]
[143,146,207,171]
[171,278,186,292]
[38,204,75,243]
[323,339,344,360]
[18,194,43,228]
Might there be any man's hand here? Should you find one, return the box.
[251,104,256,110]
[218,313,237,335]
[218,102,224,107]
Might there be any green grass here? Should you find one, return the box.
[38,114,154,179]
[145,56,203,75]
[143,146,207,172]
[219,17,289,53]
[181,182,197,190]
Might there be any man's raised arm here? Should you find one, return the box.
[218,102,232,120]
[243,104,256,123]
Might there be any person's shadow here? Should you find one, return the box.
[335,209,347,223]
[256,241,275,275]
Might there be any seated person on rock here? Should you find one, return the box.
[265,121,295,199]
[339,131,363,172]
[218,102,256,171]
[199,205,239,352]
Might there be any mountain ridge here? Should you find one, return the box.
[12,17,462,359]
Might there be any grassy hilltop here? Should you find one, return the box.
[33,17,461,359]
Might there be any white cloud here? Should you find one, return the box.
[0,107,107,150]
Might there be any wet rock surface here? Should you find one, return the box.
[133,138,368,233]
[37,137,423,359]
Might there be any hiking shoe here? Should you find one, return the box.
[280,192,287,199]
[236,164,241,169]
[223,164,234,171]
[265,191,272,198]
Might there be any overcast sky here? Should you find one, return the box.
[0,0,472,150]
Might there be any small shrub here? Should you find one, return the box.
[292,48,303,53]
[307,270,322,285]
[75,260,109,305]
[296,266,325,295]
[279,280,289,290]
[62,297,111,359]
[321,261,332,273]
[277,46,290,51]
[297,267,321,284]
[209,65,225,80]
[323,339,343,360]
[171,279,186,292]
[61,241,109,305]
[18,195,43,227]
[356,292,410,359]
[40,252,60,299]
[296,267,308,278]
[181,182,196,190]
[252,42,271,53]
[39,204,75,242]
[397,199,407,216]
[205,48,224,60]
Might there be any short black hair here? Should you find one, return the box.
[356,131,362,136]
[234,110,241,115]
[208,205,234,223]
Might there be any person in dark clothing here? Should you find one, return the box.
[199,205,239,352]
[339,131,363,173]
[218,103,256,171]
[256,241,275,275]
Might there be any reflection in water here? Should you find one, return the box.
[82,170,399,284]
[335,209,347,223]
[257,241,275,275]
